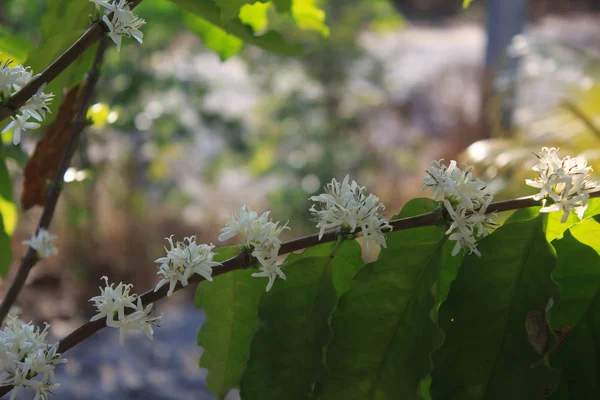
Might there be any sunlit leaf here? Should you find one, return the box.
[0,156,13,276]
[170,0,304,56]
[292,0,329,37]
[0,26,34,64]
[239,2,270,33]
[548,222,600,398]
[183,11,244,60]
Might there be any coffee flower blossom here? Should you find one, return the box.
[154,236,221,297]
[219,206,289,292]
[90,277,162,344]
[91,0,145,52]
[0,316,66,400]
[22,228,58,259]
[0,60,53,145]
[526,147,597,223]
[309,175,392,248]
[423,160,495,256]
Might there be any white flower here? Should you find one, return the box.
[252,256,286,293]
[154,236,221,297]
[443,199,496,257]
[22,228,58,259]
[89,0,111,10]
[101,1,145,52]
[422,159,491,209]
[2,113,40,145]
[526,147,597,222]
[0,319,66,400]
[113,297,162,345]
[21,84,54,122]
[423,160,495,257]
[89,276,137,326]
[219,206,289,291]
[309,175,392,248]
[89,278,162,345]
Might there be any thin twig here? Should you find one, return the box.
[0,0,143,123]
[1,191,599,398]
[0,38,110,326]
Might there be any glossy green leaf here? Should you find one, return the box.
[317,198,445,399]
[240,240,363,400]
[431,212,560,399]
[25,0,97,120]
[196,246,264,400]
[183,12,244,61]
[170,0,304,56]
[548,222,600,399]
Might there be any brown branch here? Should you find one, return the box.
[0,0,143,123]
[1,191,600,398]
[0,38,110,326]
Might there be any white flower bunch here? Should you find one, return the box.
[423,159,496,256]
[219,205,289,292]
[526,147,597,223]
[0,316,66,400]
[309,175,392,248]
[90,0,145,52]
[154,236,221,297]
[22,229,58,259]
[0,59,54,145]
[90,277,162,345]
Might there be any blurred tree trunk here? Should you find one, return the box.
[481,0,528,138]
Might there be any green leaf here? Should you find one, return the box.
[548,223,600,399]
[215,0,268,21]
[431,212,560,399]
[240,240,363,400]
[170,0,304,56]
[25,0,97,120]
[317,198,446,399]
[183,12,244,60]
[0,212,11,277]
[273,0,292,12]
[292,0,329,37]
[0,156,15,234]
[0,26,34,64]
[462,0,475,8]
[546,198,600,242]
[239,2,270,33]
[196,246,265,400]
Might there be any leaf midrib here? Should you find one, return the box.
[367,238,446,399]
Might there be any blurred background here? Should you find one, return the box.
[1,0,600,398]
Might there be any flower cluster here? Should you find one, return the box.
[0,59,53,145]
[422,160,496,256]
[526,147,597,223]
[154,236,221,297]
[90,0,145,52]
[22,229,58,259]
[90,277,162,345]
[219,206,289,292]
[309,175,392,248]
[0,315,66,400]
